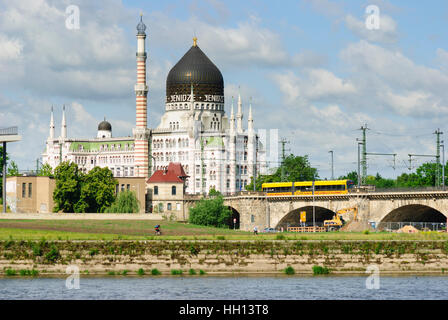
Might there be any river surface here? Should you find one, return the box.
[1,275,447,300]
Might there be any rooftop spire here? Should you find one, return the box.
[61,104,67,139]
[49,105,54,140]
[137,12,146,35]
[237,87,243,133]
[248,98,254,132]
[193,36,198,47]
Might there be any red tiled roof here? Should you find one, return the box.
[147,170,183,183]
[146,162,189,183]
[168,162,188,178]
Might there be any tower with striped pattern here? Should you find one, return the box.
[132,13,150,178]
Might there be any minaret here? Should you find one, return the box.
[248,100,254,133]
[247,99,255,185]
[236,89,243,133]
[61,105,67,139]
[230,98,235,135]
[49,105,55,140]
[133,13,150,178]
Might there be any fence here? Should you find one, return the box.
[0,127,18,136]
[287,226,326,233]
[377,221,447,231]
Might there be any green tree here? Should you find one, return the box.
[106,190,139,213]
[396,162,439,187]
[246,154,318,191]
[246,174,279,192]
[209,188,221,197]
[189,194,231,228]
[75,166,117,213]
[37,163,53,177]
[338,171,359,185]
[53,161,82,213]
[7,161,19,176]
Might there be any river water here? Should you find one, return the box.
[1,275,448,300]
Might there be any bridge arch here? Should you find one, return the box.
[227,206,241,229]
[275,206,336,230]
[378,204,446,230]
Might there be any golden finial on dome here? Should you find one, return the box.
[193,36,198,47]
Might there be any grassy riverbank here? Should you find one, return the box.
[0,219,448,240]
[1,238,448,276]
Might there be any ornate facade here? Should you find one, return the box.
[42,15,266,195]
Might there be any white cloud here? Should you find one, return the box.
[344,14,398,44]
[272,69,356,104]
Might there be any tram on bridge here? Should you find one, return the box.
[261,180,355,196]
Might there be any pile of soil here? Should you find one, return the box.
[340,221,373,232]
[397,225,419,233]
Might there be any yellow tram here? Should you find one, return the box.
[262,180,354,196]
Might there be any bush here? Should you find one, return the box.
[363,230,370,235]
[312,265,330,275]
[122,270,129,275]
[189,195,231,228]
[89,249,99,256]
[107,271,116,276]
[189,269,197,275]
[32,243,43,257]
[171,269,183,275]
[45,245,60,262]
[284,266,295,275]
[199,270,206,275]
[216,236,225,240]
[5,268,16,276]
[190,244,200,255]
[151,268,161,275]
[137,268,145,276]
[106,190,140,213]
[276,234,286,240]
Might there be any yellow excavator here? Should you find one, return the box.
[324,207,358,231]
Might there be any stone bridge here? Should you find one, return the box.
[219,191,448,231]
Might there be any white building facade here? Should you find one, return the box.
[42,108,136,177]
[152,36,266,195]
[42,16,266,194]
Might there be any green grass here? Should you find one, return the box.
[171,269,183,275]
[0,219,446,240]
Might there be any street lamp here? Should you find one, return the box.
[357,142,363,188]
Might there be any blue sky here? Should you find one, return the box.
[1,0,448,180]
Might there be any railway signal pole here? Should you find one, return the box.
[280,138,290,182]
[435,129,443,186]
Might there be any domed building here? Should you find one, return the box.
[152,37,266,194]
[42,15,266,199]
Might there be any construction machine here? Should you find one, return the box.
[324,207,358,231]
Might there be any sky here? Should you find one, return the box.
[1,0,448,179]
